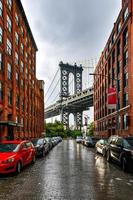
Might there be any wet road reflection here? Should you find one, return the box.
[0,140,133,199]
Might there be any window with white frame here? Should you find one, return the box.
[123,114,128,129]
[7,63,12,79]
[7,15,11,32]
[0,26,3,43]
[117,21,121,34]
[15,13,19,25]
[123,7,129,21]
[15,32,19,45]
[20,43,24,54]
[25,52,28,63]
[6,38,12,55]
[16,72,19,86]
[7,0,12,10]
[15,52,18,65]
[0,53,2,70]
[20,60,24,72]
[21,79,24,89]
[21,26,24,37]
[0,1,2,16]
[8,89,12,105]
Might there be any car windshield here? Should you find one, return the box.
[32,139,43,145]
[0,143,19,152]
[124,138,133,148]
[77,136,82,139]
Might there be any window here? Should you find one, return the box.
[123,93,128,107]
[7,15,11,32]
[123,114,128,129]
[112,33,116,44]
[0,81,3,101]
[22,98,24,111]
[25,52,28,63]
[124,73,128,87]
[123,28,128,47]
[123,50,128,66]
[21,79,24,89]
[0,1,2,16]
[15,13,19,25]
[25,68,28,79]
[112,49,115,64]
[20,61,24,72]
[16,72,19,86]
[117,60,121,75]
[6,38,12,55]
[7,0,12,10]
[123,7,129,21]
[16,94,19,108]
[0,26,2,43]
[20,43,24,55]
[117,79,120,92]
[0,53,2,70]
[21,27,23,36]
[15,52,18,65]
[117,22,121,34]
[8,89,12,105]
[7,63,12,79]
[15,32,19,45]
[117,40,121,56]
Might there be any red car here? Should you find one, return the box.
[0,140,36,174]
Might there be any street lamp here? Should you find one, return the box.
[89,73,119,135]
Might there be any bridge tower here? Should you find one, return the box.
[59,61,83,129]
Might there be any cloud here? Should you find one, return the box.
[21,0,121,98]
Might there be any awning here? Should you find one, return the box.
[0,121,23,127]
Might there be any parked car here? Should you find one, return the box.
[45,137,53,150]
[95,139,107,155]
[31,138,49,157]
[76,136,83,143]
[83,136,94,147]
[106,135,133,171]
[0,140,36,174]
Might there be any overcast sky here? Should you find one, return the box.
[21,0,121,93]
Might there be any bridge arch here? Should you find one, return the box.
[59,61,83,129]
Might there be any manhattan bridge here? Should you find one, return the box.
[45,58,98,129]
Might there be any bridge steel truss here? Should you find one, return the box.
[59,61,83,129]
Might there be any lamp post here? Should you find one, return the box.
[89,73,119,135]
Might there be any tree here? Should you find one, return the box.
[87,122,94,136]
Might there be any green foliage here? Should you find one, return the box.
[45,120,82,138]
[87,122,94,136]
[46,120,67,138]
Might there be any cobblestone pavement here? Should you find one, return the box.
[0,140,133,200]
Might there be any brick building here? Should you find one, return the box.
[0,0,44,140]
[94,0,133,137]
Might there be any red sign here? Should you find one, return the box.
[107,87,116,109]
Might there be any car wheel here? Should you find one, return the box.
[16,161,21,174]
[32,155,36,164]
[42,149,45,157]
[107,150,111,162]
[122,157,128,172]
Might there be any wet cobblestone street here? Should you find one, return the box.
[0,140,133,200]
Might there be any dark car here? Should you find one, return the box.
[31,138,49,157]
[106,135,133,171]
[95,139,107,155]
[83,136,94,147]
[45,137,53,150]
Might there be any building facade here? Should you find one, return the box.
[0,0,44,140]
[94,0,133,137]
